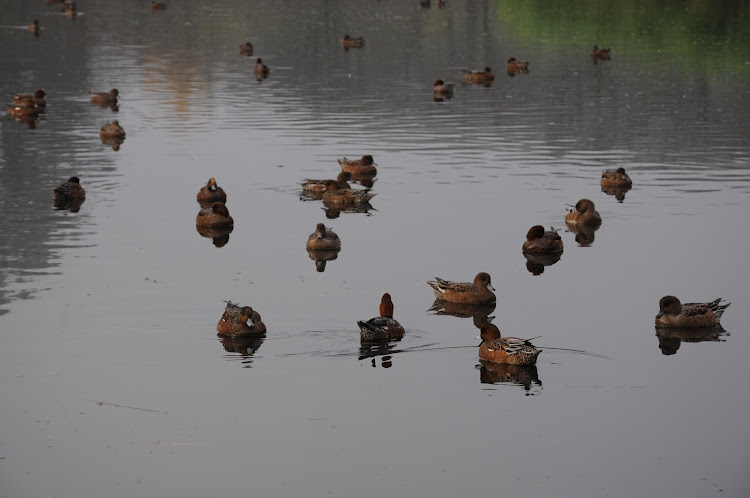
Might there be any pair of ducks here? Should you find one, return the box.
[300,155,378,206]
[196,178,233,228]
[562,168,633,227]
[8,89,46,118]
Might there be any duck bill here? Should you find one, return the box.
[488,284,496,291]
[655,310,665,319]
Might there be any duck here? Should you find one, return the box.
[337,155,377,177]
[196,202,234,227]
[57,0,74,11]
[89,89,119,106]
[522,225,563,254]
[321,180,376,207]
[10,89,46,108]
[427,272,496,304]
[655,296,730,328]
[433,79,454,98]
[479,323,541,365]
[239,42,254,56]
[340,35,365,48]
[357,293,406,341]
[600,167,632,188]
[565,198,601,226]
[506,57,529,73]
[254,58,270,80]
[99,120,126,139]
[64,2,77,18]
[7,104,39,119]
[462,67,495,85]
[27,19,40,34]
[53,176,86,203]
[196,177,227,204]
[590,45,611,61]
[217,301,266,337]
[306,223,341,251]
[150,1,167,10]
[301,171,352,194]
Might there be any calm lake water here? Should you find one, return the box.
[1,1,749,497]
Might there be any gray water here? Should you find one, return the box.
[1,1,749,497]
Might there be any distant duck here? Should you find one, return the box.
[254,58,270,80]
[357,293,406,341]
[239,42,254,56]
[53,176,86,203]
[600,167,632,188]
[196,202,234,228]
[217,301,266,337]
[27,19,40,34]
[197,177,227,204]
[590,45,611,61]
[462,67,495,86]
[99,120,126,139]
[89,89,119,106]
[565,198,601,226]
[337,155,377,177]
[306,223,341,251]
[150,1,167,11]
[522,225,563,254]
[655,296,730,328]
[427,272,496,304]
[301,171,352,195]
[479,323,541,366]
[321,180,376,207]
[506,57,529,74]
[433,79,454,99]
[340,35,365,48]
[64,2,77,18]
[420,0,431,7]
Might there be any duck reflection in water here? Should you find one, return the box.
[428,300,496,331]
[100,135,125,151]
[306,223,341,272]
[655,325,729,356]
[195,225,233,247]
[219,335,264,367]
[478,361,542,394]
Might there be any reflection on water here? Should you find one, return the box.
[478,360,543,395]
[655,326,730,356]
[1,0,750,496]
[428,300,496,331]
[218,335,265,368]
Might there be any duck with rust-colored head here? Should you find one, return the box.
[99,120,126,139]
[89,89,119,106]
[565,198,601,226]
[600,167,632,188]
[433,79,454,98]
[522,225,563,254]
[217,302,266,337]
[479,323,541,365]
[655,296,730,328]
[196,202,234,227]
[306,223,341,251]
[340,35,365,48]
[462,67,494,86]
[150,1,167,10]
[197,177,227,204]
[428,272,496,304]
[301,171,351,195]
[254,58,270,80]
[10,89,46,108]
[239,42,254,56]
[590,45,611,61]
[358,293,406,341]
[322,180,376,207]
[337,155,377,177]
[506,57,529,75]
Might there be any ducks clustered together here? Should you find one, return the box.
[31,4,730,368]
